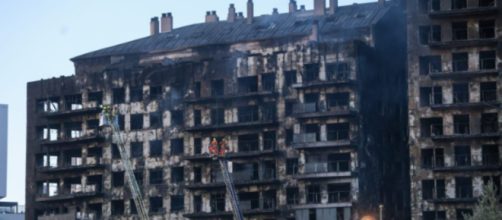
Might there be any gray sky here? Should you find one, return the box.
[0,0,373,205]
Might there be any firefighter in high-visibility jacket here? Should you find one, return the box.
[209,138,219,156]
[219,138,228,156]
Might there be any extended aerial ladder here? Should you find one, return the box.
[100,105,150,220]
[209,139,244,220]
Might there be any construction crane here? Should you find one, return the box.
[209,138,244,220]
[100,105,150,220]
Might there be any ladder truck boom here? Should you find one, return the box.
[100,106,150,220]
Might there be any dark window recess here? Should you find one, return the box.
[193,195,202,212]
[452,22,468,41]
[479,0,495,7]
[327,123,350,141]
[420,87,443,106]
[480,82,497,102]
[262,102,277,121]
[112,172,124,187]
[418,0,428,12]
[285,101,295,116]
[286,129,293,146]
[118,115,125,130]
[112,144,120,159]
[150,140,163,157]
[453,83,469,103]
[303,64,319,82]
[171,195,184,212]
[211,193,226,212]
[193,82,201,98]
[326,62,350,80]
[149,197,163,214]
[149,86,162,100]
[456,177,473,198]
[479,20,495,39]
[286,158,298,175]
[88,147,102,159]
[64,94,82,110]
[130,142,143,158]
[238,76,258,94]
[193,110,201,126]
[170,139,184,155]
[194,167,202,183]
[453,115,470,134]
[238,134,259,152]
[329,153,351,172]
[452,53,468,72]
[211,80,224,97]
[483,176,501,196]
[482,145,500,166]
[263,131,276,150]
[479,50,496,70]
[130,199,137,214]
[149,112,162,129]
[113,88,125,104]
[284,70,297,87]
[327,93,349,108]
[286,187,299,205]
[238,106,259,123]
[420,118,443,137]
[134,171,143,186]
[262,73,276,92]
[130,114,144,130]
[423,211,446,220]
[421,148,445,168]
[481,113,498,133]
[454,145,471,166]
[305,124,320,141]
[456,209,472,220]
[451,0,467,9]
[419,56,442,75]
[111,200,124,216]
[422,179,446,200]
[171,110,184,126]
[194,138,202,154]
[419,26,441,44]
[171,167,184,183]
[129,86,143,102]
[211,108,225,125]
[149,170,163,185]
[328,183,351,203]
[306,185,321,204]
[88,91,103,105]
[431,0,440,11]
[65,122,82,139]
[87,119,99,131]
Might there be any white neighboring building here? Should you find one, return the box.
[0,104,7,199]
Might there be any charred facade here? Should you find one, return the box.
[407,0,502,219]
[26,1,408,220]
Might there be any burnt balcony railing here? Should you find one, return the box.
[43,107,101,118]
[481,123,498,133]
[456,186,473,199]
[307,192,322,204]
[36,185,102,202]
[422,156,445,169]
[328,191,351,203]
[481,90,497,102]
[292,102,354,119]
[433,155,501,172]
[429,124,444,137]
[429,5,498,18]
[327,130,350,141]
[293,103,318,114]
[453,123,470,134]
[238,140,260,152]
[304,161,350,174]
[40,131,104,146]
[293,133,318,143]
[38,159,105,173]
[453,92,469,103]
[239,199,276,211]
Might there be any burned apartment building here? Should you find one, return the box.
[26,0,409,220]
[407,0,502,219]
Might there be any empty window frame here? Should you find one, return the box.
[130,114,144,130]
[171,110,184,126]
[171,167,184,183]
[327,92,350,108]
[88,91,103,106]
[327,123,350,141]
[262,102,277,121]
[456,177,473,198]
[479,20,495,38]
[64,94,83,111]
[149,197,164,214]
[451,0,467,9]
[420,87,443,106]
[419,25,441,44]
[454,145,471,166]
[421,148,445,168]
[117,115,125,130]
[150,140,163,157]
[194,138,202,154]
[211,108,225,125]
[420,117,444,137]
[452,22,468,40]
[149,169,163,185]
[419,56,442,75]
[36,97,60,113]
[113,88,125,104]
[194,167,202,183]
[303,63,320,82]
[328,183,351,203]
[326,62,350,80]
[238,106,259,123]
[193,110,201,126]
[284,70,297,87]
[453,115,470,134]
[238,76,258,94]
[86,119,99,131]
[479,50,496,70]
[129,86,143,102]
[304,124,320,141]
[452,52,468,71]
[480,82,497,102]
[112,144,120,159]
[111,200,124,216]
[130,142,143,158]
[170,138,184,155]
[328,153,351,172]
[481,113,498,133]
[149,86,163,100]
[65,122,82,139]
[112,172,124,187]
[286,187,299,205]
[482,176,501,195]
[193,82,201,98]
[422,179,446,200]
[482,145,499,166]
[193,195,202,212]
[149,112,162,129]
[306,185,321,204]
[453,83,469,103]
[263,131,276,150]
[38,125,60,141]
[238,134,259,152]
[423,211,446,220]
[211,80,224,97]
[456,209,473,220]
[134,171,143,186]
[211,193,226,212]
[262,73,276,92]
[286,158,299,175]
[170,195,184,212]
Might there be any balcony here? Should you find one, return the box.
[186,171,279,189]
[40,131,104,146]
[292,103,357,119]
[184,200,279,219]
[292,133,354,150]
[35,186,103,202]
[431,131,500,141]
[43,107,101,119]
[292,79,356,90]
[432,186,476,204]
[295,162,353,179]
[184,90,277,104]
[431,101,500,110]
[429,6,498,19]
[433,155,502,172]
[429,69,499,80]
[185,112,277,132]
[428,38,498,49]
[38,159,106,173]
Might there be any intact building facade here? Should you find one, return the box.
[407,0,502,219]
[26,1,409,220]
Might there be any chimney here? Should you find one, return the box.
[289,0,297,13]
[228,4,237,22]
[205,11,219,23]
[237,12,244,20]
[329,0,338,14]
[272,8,279,15]
[161,13,173,33]
[150,17,159,36]
[300,5,306,12]
[314,0,326,15]
[247,0,254,24]
[309,20,319,41]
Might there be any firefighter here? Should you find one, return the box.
[209,138,219,156]
[219,138,228,156]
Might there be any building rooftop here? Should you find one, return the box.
[72,2,389,61]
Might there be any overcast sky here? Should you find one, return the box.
[0,0,373,205]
